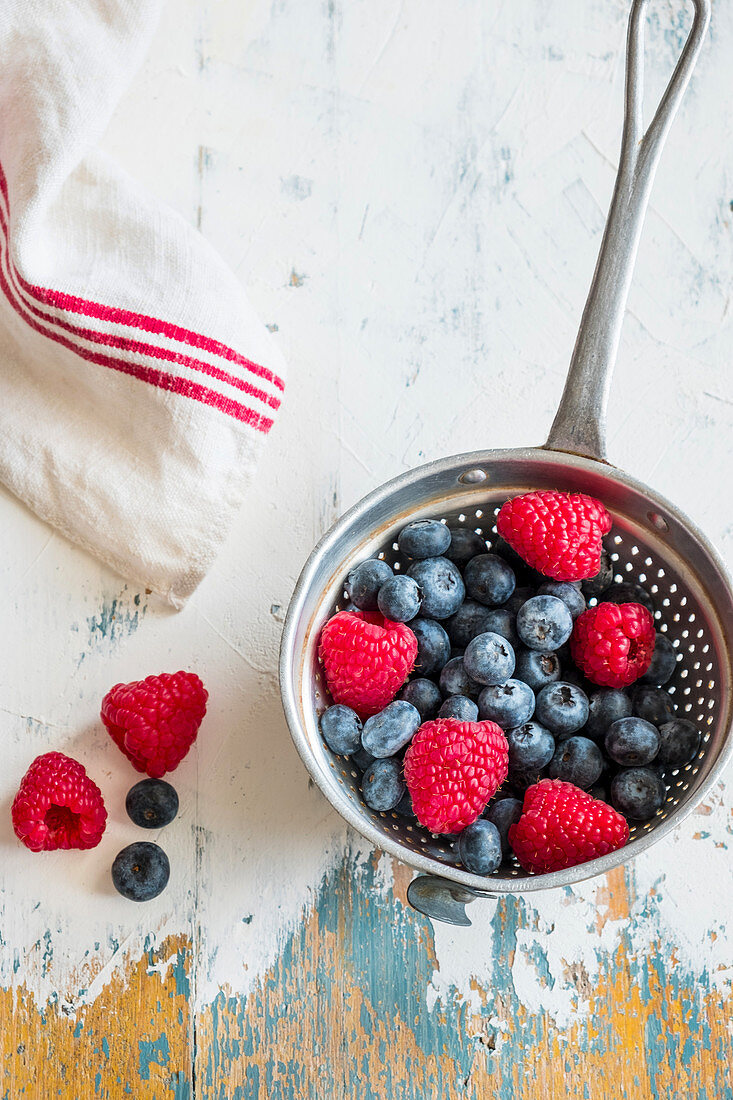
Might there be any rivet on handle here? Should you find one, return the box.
[648,512,670,533]
[458,469,488,485]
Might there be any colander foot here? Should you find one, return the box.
[407,875,496,926]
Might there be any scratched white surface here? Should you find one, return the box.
[1,0,732,1020]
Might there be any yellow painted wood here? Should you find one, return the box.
[0,935,191,1099]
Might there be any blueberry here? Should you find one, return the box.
[396,678,442,720]
[584,689,633,740]
[445,600,498,648]
[351,745,375,772]
[601,582,656,616]
[482,609,519,648]
[537,581,586,620]
[581,548,613,599]
[485,797,523,856]
[362,700,421,757]
[410,617,451,676]
[395,788,417,819]
[589,781,611,804]
[444,527,486,568]
[320,704,363,755]
[457,819,502,874]
[640,633,677,686]
[464,554,516,607]
[493,537,543,584]
[506,721,555,772]
[611,768,666,821]
[361,758,405,810]
[516,596,573,652]
[125,779,179,829]
[112,842,170,901]
[632,686,676,727]
[656,719,701,767]
[464,632,515,686]
[605,716,660,767]
[514,649,561,692]
[535,682,589,738]
[398,519,451,560]
[503,585,537,616]
[548,736,604,788]
[447,603,518,649]
[439,656,482,699]
[478,679,535,729]
[559,665,594,694]
[377,575,422,622]
[438,695,479,722]
[347,558,393,610]
[509,767,548,792]
[407,557,465,619]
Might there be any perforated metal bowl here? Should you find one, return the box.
[280,0,732,923]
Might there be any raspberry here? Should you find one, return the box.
[496,491,612,582]
[319,611,417,719]
[403,719,509,834]
[101,671,208,778]
[12,752,107,852]
[570,602,655,688]
[508,778,629,874]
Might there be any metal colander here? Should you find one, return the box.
[280,0,733,924]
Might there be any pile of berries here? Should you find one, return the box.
[318,491,701,876]
[11,671,207,901]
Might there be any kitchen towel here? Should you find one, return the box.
[0,0,286,608]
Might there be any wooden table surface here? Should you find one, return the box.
[2,1,733,1097]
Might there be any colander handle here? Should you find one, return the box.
[544,0,710,463]
[407,875,497,927]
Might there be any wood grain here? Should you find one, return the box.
[3,853,731,1098]
[0,935,191,1099]
[196,852,733,1100]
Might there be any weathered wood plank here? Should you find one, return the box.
[0,935,192,1099]
[196,852,733,1100]
[2,848,731,1098]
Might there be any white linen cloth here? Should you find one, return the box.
[0,0,287,607]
